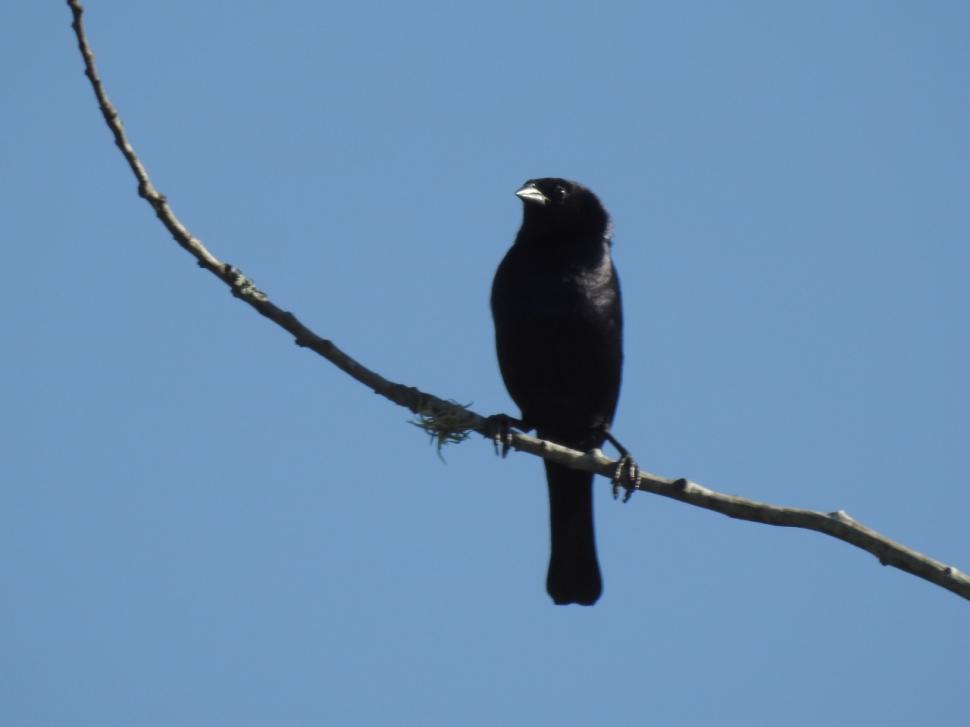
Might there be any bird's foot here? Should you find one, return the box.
[484,414,520,458]
[611,453,640,502]
[597,427,639,502]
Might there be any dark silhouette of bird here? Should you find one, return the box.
[491,177,624,606]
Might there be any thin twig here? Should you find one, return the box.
[66,0,969,602]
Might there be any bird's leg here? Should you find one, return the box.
[484,414,528,458]
[600,428,639,503]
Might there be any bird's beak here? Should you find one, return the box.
[515,182,548,205]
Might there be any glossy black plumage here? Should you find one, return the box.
[491,178,623,606]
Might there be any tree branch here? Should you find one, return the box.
[66,0,969,603]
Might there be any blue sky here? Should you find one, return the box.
[3,1,969,725]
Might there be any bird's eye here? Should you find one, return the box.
[555,186,568,199]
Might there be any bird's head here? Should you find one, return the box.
[515,178,611,241]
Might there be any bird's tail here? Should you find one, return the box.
[544,460,602,605]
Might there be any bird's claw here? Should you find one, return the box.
[611,454,639,503]
[485,414,516,458]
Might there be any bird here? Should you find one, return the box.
[491,177,624,606]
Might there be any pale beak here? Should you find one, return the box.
[515,182,548,205]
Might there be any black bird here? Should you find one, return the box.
[491,178,624,606]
